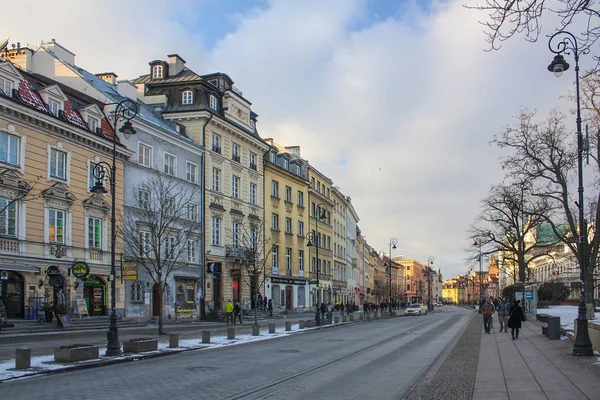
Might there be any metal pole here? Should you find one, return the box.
[315,207,320,326]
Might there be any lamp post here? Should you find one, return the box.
[427,256,434,311]
[91,99,138,357]
[388,238,398,314]
[547,31,594,356]
[474,239,483,311]
[306,203,328,326]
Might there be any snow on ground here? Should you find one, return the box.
[0,321,323,382]
[542,305,598,333]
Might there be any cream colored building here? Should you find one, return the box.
[263,140,310,311]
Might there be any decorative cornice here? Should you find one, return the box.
[41,182,76,203]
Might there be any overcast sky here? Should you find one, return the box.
[4,0,582,279]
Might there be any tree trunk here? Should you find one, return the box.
[158,284,165,335]
[253,276,258,326]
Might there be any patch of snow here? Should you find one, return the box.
[541,306,597,332]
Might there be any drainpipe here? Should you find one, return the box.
[200,112,214,320]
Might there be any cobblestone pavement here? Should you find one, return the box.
[406,310,480,399]
[1,307,471,400]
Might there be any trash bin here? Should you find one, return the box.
[547,316,560,340]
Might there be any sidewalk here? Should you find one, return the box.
[474,318,600,399]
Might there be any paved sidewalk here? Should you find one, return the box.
[473,318,600,399]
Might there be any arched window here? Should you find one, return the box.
[152,65,163,79]
[209,95,218,110]
[182,90,193,105]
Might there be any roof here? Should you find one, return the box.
[133,67,202,85]
[536,224,568,246]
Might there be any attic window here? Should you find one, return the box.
[48,100,60,116]
[152,65,163,79]
[182,90,193,105]
[88,117,98,132]
[209,95,217,110]
[0,78,13,96]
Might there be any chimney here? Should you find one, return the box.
[117,80,138,101]
[45,39,75,65]
[167,54,186,76]
[96,72,118,86]
[4,43,33,71]
[285,146,301,157]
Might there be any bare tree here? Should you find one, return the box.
[466,0,600,67]
[120,175,202,334]
[0,170,41,214]
[493,109,599,305]
[372,277,386,303]
[227,222,275,326]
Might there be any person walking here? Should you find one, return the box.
[320,302,327,320]
[497,296,510,333]
[225,299,234,324]
[267,298,273,317]
[508,300,525,340]
[233,302,242,324]
[481,297,495,334]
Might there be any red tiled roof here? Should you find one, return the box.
[62,99,87,130]
[17,79,49,113]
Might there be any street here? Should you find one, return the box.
[1,307,472,400]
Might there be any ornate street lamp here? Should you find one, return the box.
[387,238,398,313]
[306,203,328,325]
[547,30,593,356]
[91,99,138,357]
[427,256,434,311]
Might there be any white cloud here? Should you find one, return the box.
[4,0,581,279]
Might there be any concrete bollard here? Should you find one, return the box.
[285,321,292,331]
[227,327,235,340]
[169,334,179,348]
[269,324,276,333]
[202,330,211,344]
[359,313,364,320]
[252,325,260,336]
[334,316,340,324]
[15,348,31,370]
[299,320,306,329]
[342,315,347,322]
[350,314,354,321]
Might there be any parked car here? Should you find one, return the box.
[406,304,427,316]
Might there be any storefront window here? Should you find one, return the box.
[175,278,197,319]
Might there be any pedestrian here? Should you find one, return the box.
[320,302,327,319]
[508,300,525,340]
[263,297,268,312]
[363,302,369,316]
[267,298,273,316]
[257,294,263,311]
[340,302,345,314]
[481,297,495,334]
[233,302,242,324]
[56,287,66,309]
[346,302,351,316]
[225,299,234,324]
[497,296,510,333]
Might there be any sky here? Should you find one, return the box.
[2,0,583,280]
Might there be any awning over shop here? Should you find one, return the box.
[0,265,40,273]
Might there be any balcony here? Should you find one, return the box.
[212,145,222,154]
[0,237,19,252]
[87,249,104,261]
[225,245,255,262]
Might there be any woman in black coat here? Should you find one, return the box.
[507,300,525,340]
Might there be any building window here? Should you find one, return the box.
[250,182,257,204]
[0,78,12,95]
[298,221,304,237]
[88,117,98,132]
[211,216,221,246]
[186,161,198,184]
[48,100,59,116]
[131,281,144,304]
[139,231,150,256]
[269,152,276,163]
[212,167,221,192]
[182,90,193,105]
[0,132,20,166]
[232,221,240,248]
[231,143,240,162]
[209,95,218,110]
[286,248,292,274]
[48,209,65,243]
[187,203,198,221]
[187,240,197,263]
[0,199,17,236]
[166,197,176,216]
[272,246,279,269]
[285,218,292,234]
[138,189,151,210]
[49,148,67,180]
[283,159,289,170]
[166,235,177,260]
[249,152,257,170]
[285,186,292,202]
[299,250,304,272]
[138,143,152,167]
[297,191,304,207]
[271,180,279,198]
[232,175,240,198]
[311,177,315,188]
[296,164,301,175]
[211,134,221,153]
[152,65,163,79]
[87,217,102,249]
[164,153,176,176]
[272,213,279,230]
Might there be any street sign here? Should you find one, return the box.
[525,289,534,300]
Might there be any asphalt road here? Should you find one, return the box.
[1,307,472,400]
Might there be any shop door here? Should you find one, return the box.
[83,276,106,316]
[285,286,292,310]
[0,271,24,318]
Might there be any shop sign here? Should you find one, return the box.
[230,269,241,278]
[122,262,138,281]
[271,277,306,285]
[71,262,89,278]
[0,270,7,280]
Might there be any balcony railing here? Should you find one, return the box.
[212,145,222,154]
[0,237,19,252]
[250,162,257,171]
[232,155,240,163]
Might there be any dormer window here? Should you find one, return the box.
[88,117,98,132]
[0,78,12,96]
[283,158,289,170]
[269,151,276,163]
[209,95,218,110]
[250,119,255,130]
[48,100,59,116]
[152,65,163,79]
[182,90,193,105]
